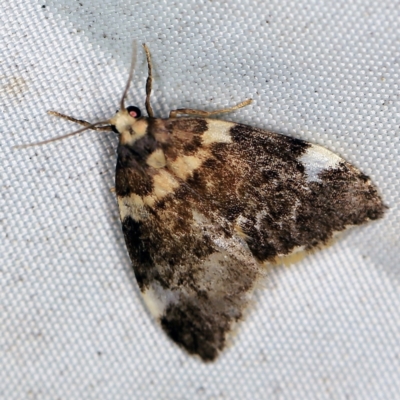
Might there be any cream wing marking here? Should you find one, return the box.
[202,119,235,145]
[298,144,342,183]
[142,282,180,320]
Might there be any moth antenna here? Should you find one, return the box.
[120,41,138,112]
[13,121,110,149]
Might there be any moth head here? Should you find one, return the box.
[109,105,149,145]
[110,106,141,133]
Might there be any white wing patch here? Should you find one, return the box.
[142,281,180,319]
[299,144,342,183]
[202,120,235,145]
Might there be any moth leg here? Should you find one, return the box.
[143,43,155,118]
[169,98,252,118]
[47,111,113,131]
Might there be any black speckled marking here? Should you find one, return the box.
[121,216,157,289]
[115,130,161,197]
[161,300,228,362]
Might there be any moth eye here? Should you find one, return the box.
[126,106,141,118]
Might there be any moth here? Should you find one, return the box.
[18,44,386,362]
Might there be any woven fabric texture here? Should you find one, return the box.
[1,0,399,399]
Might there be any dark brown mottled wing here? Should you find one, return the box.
[116,117,385,361]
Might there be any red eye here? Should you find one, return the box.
[126,106,141,118]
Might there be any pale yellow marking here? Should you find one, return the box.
[274,247,308,267]
[109,112,133,135]
[142,286,166,319]
[202,119,235,145]
[191,210,208,224]
[273,232,343,268]
[146,148,167,169]
[168,154,202,180]
[117,194,145,221]
[110,111,149,146]
[131,118,148,137]
[118,169,181,214]
[143,169,180,207]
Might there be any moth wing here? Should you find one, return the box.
[139,213,264,362]
[163,118,385,262]
[117,117,385,361]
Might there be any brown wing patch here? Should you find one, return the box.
[162,118,207,159]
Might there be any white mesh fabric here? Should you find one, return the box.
[1,0,399,399]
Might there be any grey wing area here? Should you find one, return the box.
[120,208,264,361]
